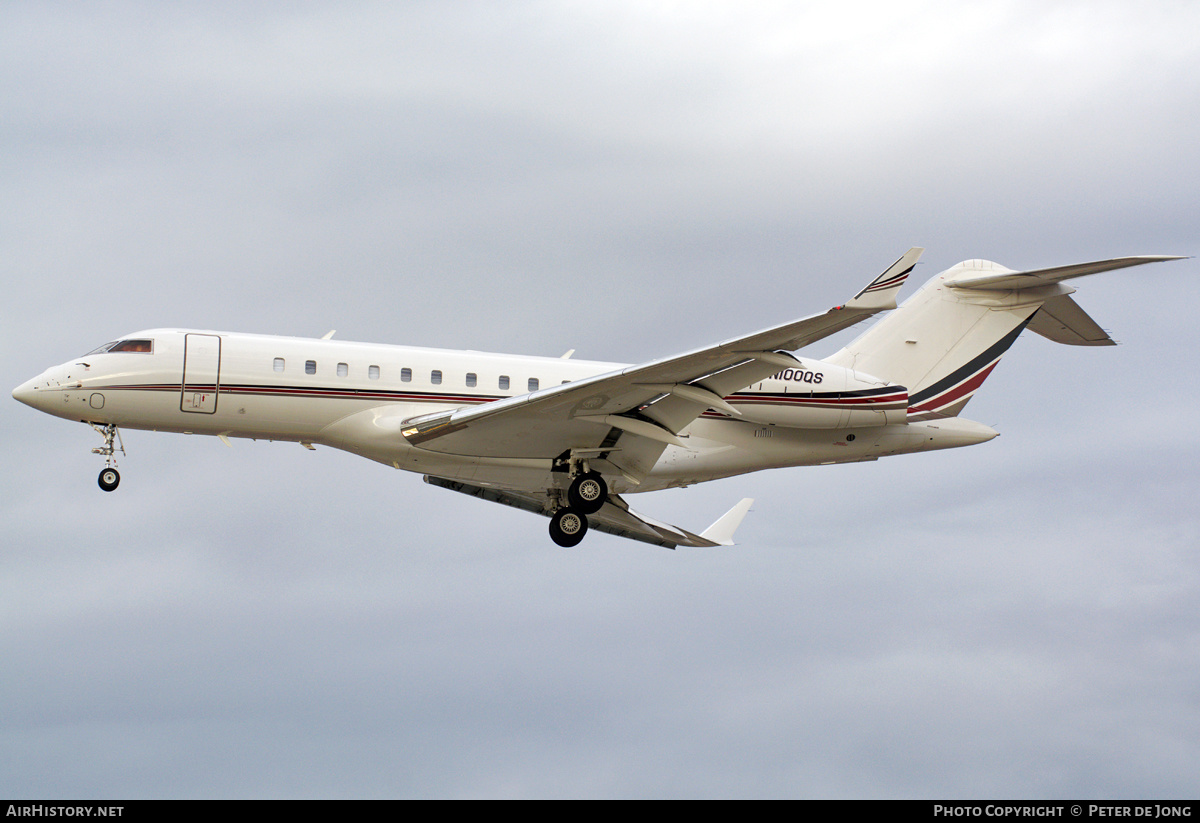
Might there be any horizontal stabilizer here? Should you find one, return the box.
[1027,294,1115,346]
[946,255,1185,291]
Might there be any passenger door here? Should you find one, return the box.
[181,333,221,414]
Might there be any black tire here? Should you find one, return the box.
[98,468,120,492]
[549,507,588,547]
[567,473,607,515]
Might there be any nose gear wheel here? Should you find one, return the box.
[98,467,120,492]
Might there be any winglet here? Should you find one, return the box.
[699,498,754,546]
[844,247,924,310]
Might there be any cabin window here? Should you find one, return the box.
[368,365,380,380]
[401,368,412,382]
[273,358,285,372]
[466,372,477,388]
[305,360,317,375]
[431,370,443,385]
[499,375,510,391]
[337,362,348,377]
[528,378,539,392]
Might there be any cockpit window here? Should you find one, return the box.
[109,339,153,353]
[84,339,153,355]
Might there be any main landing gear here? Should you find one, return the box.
[549,507,588,547]
[548,469,609,547]
[90,422,125,493]
[567,472,607,515]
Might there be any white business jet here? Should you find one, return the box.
[13,250,1182,548]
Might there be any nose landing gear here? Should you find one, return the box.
[89,422,125,492]
[98,467,120,492]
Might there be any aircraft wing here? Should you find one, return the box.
[402,249,922,482]
[424,476,753,549]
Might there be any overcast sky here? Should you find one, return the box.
[3,1,1198,799]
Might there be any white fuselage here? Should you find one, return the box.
[13,329,997,494]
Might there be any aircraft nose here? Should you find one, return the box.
[13,375,44,409]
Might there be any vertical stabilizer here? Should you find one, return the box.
[824,255,1182,418]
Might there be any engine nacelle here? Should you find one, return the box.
[725,359,907,429]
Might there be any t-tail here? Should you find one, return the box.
[825,254,1185,419]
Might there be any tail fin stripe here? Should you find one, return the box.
[908,314,1034,408]
[909,361,1000,415]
